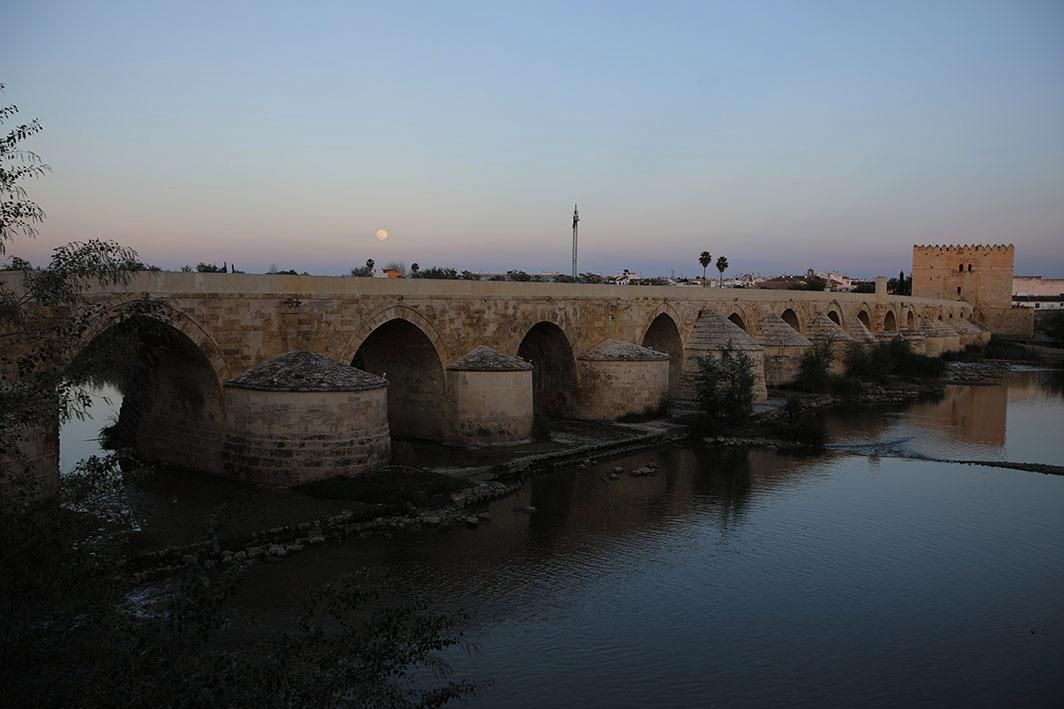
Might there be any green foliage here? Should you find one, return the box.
[829,374,864,399]
[578,272,604,284]
[350,258,375,277]
[459,270,480,281]
[412,266,459,280]
[852,282,876,294]
[793,341,834,393]
[0,84,49,253]
[506,269,531,282]
[1042,310,1064,347]
[888,271,912,295]
[698,251,711,286]
[298,467,470,508]
[844,337,946,382]
[1,462,489,707]
[196,262,226,272]
[0,241,172,478]
[695,347,755,421]
[554,274,575,283]
[984,336,1042,361]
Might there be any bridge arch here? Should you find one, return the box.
[642,312,683,399]
[780,308,802,333]
[350,314,446,441]
[76,300,231,385]
[727,312,748,332]
[905,309,916,329]
[883,310,897,332]
[826,301,845,327]
[340,305,450,367]
[518,321,577,418]
[69,312,227,474]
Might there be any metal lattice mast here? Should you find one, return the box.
[571,204,580,281]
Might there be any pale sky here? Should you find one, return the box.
[4,0,1063,278]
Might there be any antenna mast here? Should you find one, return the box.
[571,204,580,280]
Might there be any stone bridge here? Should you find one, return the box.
[2,272,976,497]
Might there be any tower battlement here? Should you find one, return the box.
[912,244,1014,255]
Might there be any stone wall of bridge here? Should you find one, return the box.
[1,272,976,495]
[69,273,974,383]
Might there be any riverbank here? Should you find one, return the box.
[122,346,1064,576]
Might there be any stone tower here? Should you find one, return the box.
[911,244,1032,337]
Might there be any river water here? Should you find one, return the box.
[62,369,1064,706]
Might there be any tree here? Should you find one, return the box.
[506,270,531,282]
[410,263,419,276]
[411,266,459,280]
[888,271,912,296]
[196,262,225,273]
[0,91,488,707]
[0,84,49,254]
[694,346,754,421]
[716,256,729,288]
[698,251,711,287]
[350,258,374,277]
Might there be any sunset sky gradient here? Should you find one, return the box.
[5,0,1063,277]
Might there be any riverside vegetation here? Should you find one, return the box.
[690,337,965,449]
[1,87,487,707]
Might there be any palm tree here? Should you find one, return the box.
[716,256,729,288]
[698,251,712,287]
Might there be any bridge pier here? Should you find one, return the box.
[575,340,670,420]
[445,347,534,446]
[221,352,391,486]
[756,314,812,386]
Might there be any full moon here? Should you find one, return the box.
[376,228,388,241]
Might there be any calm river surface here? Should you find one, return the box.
[63,369,1064,706]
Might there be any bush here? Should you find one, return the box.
[412,266,459,280]
[1042,310,1064,346]
[695,347,755,421]
[845,337,945,382]
[984,336,1042,361]
[794,341,834,393]
[829,375,864,399]
[2,460,489,706]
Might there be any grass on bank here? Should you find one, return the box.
[297,467,471,508]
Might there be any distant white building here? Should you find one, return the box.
[1014,275,1064,309]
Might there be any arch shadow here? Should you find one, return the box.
[642,312,683,399]
[352,317,446,441]
[518,322,577,418]
[69,314,227,474]
[781,308,801,332]
[884,310,897,332]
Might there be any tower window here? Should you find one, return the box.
[958,264,964,272]
[968,264,973,272]
[956,286,962,295]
